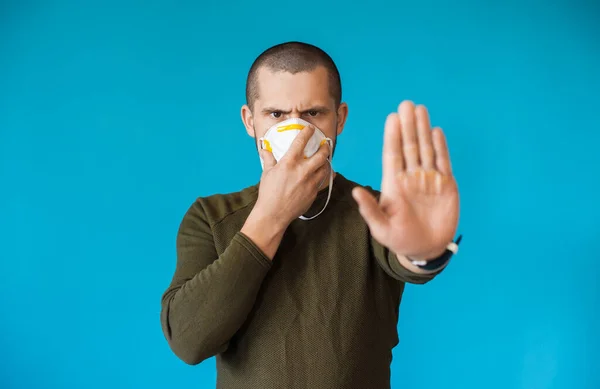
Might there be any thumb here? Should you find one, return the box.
[260,149,277,170]
[352,187,389,241]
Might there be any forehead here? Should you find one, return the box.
[254,66,334,110]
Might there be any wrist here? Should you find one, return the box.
[403,235,462,272]
[240,207,288,260]
[246,205,289,235]
[407,246,447,262]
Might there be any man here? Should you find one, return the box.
[160,41,460,388]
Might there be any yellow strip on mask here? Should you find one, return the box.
[263,139,273,152]
[276,124,305,132]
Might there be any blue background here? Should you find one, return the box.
[1,0,599,388]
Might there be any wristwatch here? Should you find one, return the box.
[409,235,463,271]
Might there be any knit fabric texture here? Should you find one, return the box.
[160,173,442,389]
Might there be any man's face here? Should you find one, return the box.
[241,66,348,157]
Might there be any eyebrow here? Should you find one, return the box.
[261,105,331,114]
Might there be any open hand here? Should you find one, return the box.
[352,101,460,261]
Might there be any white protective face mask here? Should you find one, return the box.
[258,118,334,221]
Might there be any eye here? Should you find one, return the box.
[307,110,319,117]
[270,111,283,119]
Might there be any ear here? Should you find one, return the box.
[336,102,349,136]
[241,104,255,138]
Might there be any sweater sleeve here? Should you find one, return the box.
[160,200,272,365]
[371,238,445,284]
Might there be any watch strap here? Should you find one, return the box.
[410,235,462,271]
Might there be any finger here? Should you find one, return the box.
[311,160,330,190]
[287,124,316,159]
[305,142,330,172]
[382,113,404,178]
[398,101,419,172]
[432,127,452,175]
[351,187,389,241]
[260,149,277,170]
[415,105,435,170]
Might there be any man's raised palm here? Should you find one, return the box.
[352,101,460,261]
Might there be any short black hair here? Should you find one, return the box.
[245,41,342,111]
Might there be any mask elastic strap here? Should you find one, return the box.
[299,139,334,221]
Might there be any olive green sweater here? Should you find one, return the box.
[160,173,444,389]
